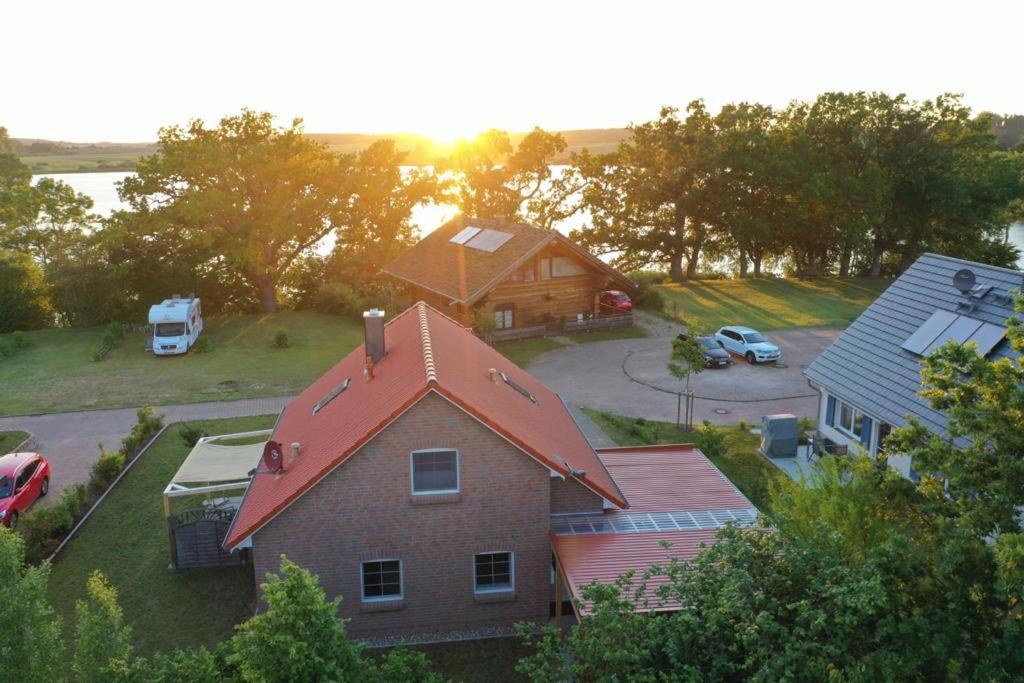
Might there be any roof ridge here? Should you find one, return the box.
[920,252,1023,278]
[417,302,438,384]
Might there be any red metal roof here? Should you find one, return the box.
[552,529,721,614]
[225,302,627,549]
[596,445,752,512]
[552,444,758,615]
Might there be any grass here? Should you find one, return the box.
[0,311,362,416]
[583,409,794,512]
[47,415,277,657]
[656,277,890,332]
[0,431,30,453]
[494,324,649,368]
[19,146,153,173]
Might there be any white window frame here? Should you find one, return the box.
[360,558,403,602]
[836,400,864,439]
[410,448,460,495]
[473,550,515,594]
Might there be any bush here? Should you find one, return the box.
[0,338,11,358]
[11,331,26,349]
[692,420,727,460]
[19,484,89,562]
[179,423,209,448]
[631,280,667,312]
[191,336,211,353]
[104,321,124,342]
[120,406,163,455]
[90,346,106,363]
[89,447,125,496]
[313,281,371,318]
[738,419,749,431]
[273,330,290,349]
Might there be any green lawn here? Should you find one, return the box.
[0,431,30,453]
[583,409,794,512]
[656,277,890,332]
[47,415,276,657]
[0,311,362,416]
[495,324,649,368]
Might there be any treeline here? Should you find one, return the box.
[1,92,1023,332]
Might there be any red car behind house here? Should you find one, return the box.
[599,290,633,314]
[0,452,51,530]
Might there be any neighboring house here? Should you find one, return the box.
[381,216,635,331]
[804,254,1021,478]
[224,302,757,641]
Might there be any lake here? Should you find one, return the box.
[35,171,1024,269]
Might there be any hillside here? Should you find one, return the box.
[13,128,630,173]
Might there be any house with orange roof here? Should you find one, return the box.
[224,302,757,641]
[381,216,636,334]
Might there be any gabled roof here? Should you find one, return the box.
[225,302,628,549]
[381,216,635,305]
[804,253,1022,441]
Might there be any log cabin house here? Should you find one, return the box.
[381,216,635,333]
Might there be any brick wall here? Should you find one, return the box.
[550,476,604,514]
[251,391,552,639]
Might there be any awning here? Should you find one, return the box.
[171,438,266,485]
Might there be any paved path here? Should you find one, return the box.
[0,396,290,497]
[529,323,839,428]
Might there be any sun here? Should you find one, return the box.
[415,115,487,147]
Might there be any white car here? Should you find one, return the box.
[714,326,781,364]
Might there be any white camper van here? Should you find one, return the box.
[148,295,203,356]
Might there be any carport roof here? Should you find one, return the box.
[804,253,1022,442]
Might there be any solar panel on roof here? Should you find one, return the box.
[465,229,513,252]
[964,322,1006,357]
[449,226,481,244]
[901,310,957,355]
[923,315,983,354]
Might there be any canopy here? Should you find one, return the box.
[171,438,265,485]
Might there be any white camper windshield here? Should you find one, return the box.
[155,322,186,337]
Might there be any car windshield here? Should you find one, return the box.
[0,475,12,499]
[699,338,719,350]
[612,294,630,302]
[743,332,767,343]
[155,322,186,337]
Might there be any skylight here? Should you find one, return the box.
[449,226,482,245]
[901,310,1005,357]
[464,229,513,253]
[500,372,538,404]
[312,378,350,415]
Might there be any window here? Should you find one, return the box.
[361,560,402,601]
[494,304,514,330]
[743,332,766,344]
[551,256,586,277]
[877,422,893,452]
[837,401,863,438]
[155,322,186,337]
[539,257,552,280]
[411,450,459,494]
[508,262,535,282]
[15,461,37,491]
[474,551,513,592]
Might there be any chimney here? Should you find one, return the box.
[289,442,300,469]
[363,309,386,364]
[488,368,500,383]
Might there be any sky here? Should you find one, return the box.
[5,0,1022,142]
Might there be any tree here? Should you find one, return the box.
[115,109,429,313]
[227,556,371,681]
[0,529,64,681]
[73,571,136,682]
[437,127,566,222]
[0,248,51,332]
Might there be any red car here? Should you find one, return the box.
[0,452,51,530]
[599,290,633,314]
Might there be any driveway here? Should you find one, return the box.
[0,396,290,498]
[529,325,839,427]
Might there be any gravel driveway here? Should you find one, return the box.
[529,325,839,426]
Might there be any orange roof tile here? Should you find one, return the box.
[225,302,627,549]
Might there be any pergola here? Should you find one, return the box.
[161,429,272,519]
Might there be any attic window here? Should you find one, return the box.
[312,378,350,415]
[500,372,538,404]
[450,226,482,245]
[901,310,1005,357]
[464,229,513,253]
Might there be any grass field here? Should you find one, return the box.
[0,311,363,416]
[583,409,794,512]
[19,146,153,173]
[46,416,276,657]
[0,431,30,453]
[656,277,890,332]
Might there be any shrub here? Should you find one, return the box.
[11,331,26,349]
[179,423,208,448]
[692,420,727,460]
[738,419,749,431]
[19,484,89,563]
[0,338,11,358]
[104,321,124,342]
[90,347,106,363]
[313,281,370,318]
[273,330,290,349]
[631,280,666,312]
[191,336,211,353]
[120,406,163,455]
[89,447,125,496]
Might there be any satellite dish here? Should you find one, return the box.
[262,441,284,474]
[953,269,976,294]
